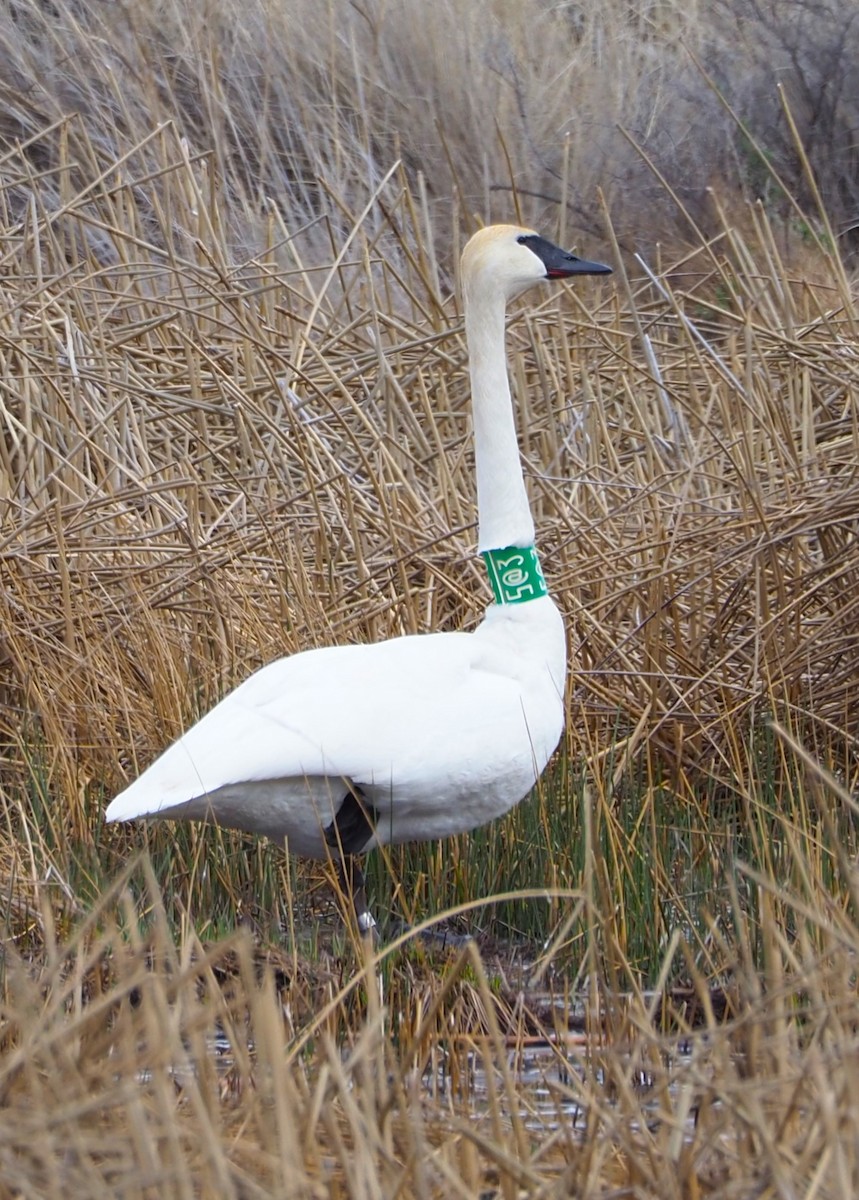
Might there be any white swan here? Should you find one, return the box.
[106,225,611,931]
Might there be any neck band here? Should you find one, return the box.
[482,545,548,605]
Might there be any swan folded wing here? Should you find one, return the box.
[105,628,562,827]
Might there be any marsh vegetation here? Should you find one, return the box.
[1,0,859,1194]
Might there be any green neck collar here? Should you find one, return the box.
[482,545,548,605]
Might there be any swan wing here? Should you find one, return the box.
[106,628,562,836]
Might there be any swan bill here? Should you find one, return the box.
[517,233,612,279]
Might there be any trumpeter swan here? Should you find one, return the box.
[106,225,611,933]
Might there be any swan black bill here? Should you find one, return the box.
[518,233,612,279]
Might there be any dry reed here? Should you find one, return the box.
[1,0,859,1193]
[2,120,855,838]
[2,841,859,1197]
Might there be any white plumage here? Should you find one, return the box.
[107,606,564,856]
[106,224,611,928]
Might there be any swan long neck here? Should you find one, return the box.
[465,285,536,553]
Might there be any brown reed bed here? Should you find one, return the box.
[1,1,859,1190]
[1,838,859,1198]
[1,123,857,1189]
[2,119,856,832]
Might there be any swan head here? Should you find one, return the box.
[461,224,611,303]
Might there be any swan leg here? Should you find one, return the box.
[325,786,378,935]
[325,785,376,854]
[337,855,376,936]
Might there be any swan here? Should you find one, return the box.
[106,225,611,933]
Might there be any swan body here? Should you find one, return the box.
[106,225,611,926]
[107,600,565,857]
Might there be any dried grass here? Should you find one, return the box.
[2,118,856,833]
[2,845,859,1197]
[1,0,859,1192]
